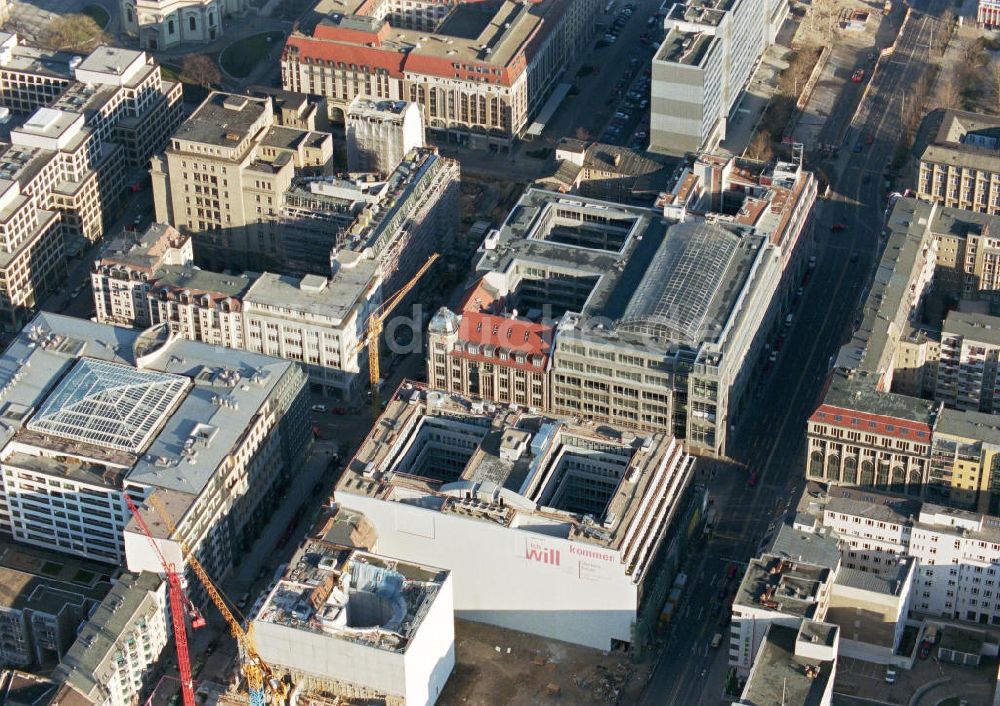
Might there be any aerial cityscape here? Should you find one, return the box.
[0,0,999,704]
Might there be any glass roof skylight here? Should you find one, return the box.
[27,358,189,453]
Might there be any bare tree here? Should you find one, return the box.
[42,14,108,51]
[573,126,592,142]
[933,10,955,55]
[962,37,987,67]
[934,73,962,111]
[746,131,775,162]
[181,54,221,88]
[990,58,1000,114]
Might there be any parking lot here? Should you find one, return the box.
[834,653,997,704]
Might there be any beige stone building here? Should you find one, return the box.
[282,0,602,150]
[918,110,1000,215]
[152,91,334,271]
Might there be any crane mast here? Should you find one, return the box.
[124,495,196,706]
[354,253,440,412]
[146,494,289,706]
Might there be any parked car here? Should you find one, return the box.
[884,668,896,684]
[831,222,846,232]
[918,640,932,659]
[747,470,760,487]
[311,404,328,413]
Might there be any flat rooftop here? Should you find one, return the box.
[244,265,378,325]
[152,266,254,299]
[818,370,938,426]
[0,312,298,517]
[476,187,764,350]
[300,0,560,68]
[172,92,268,148]
[740,624,835,706]
[655,29,714,65]
[254,540,448,653]
[0,538,115,615]
[735,555,829,618]
[935,406,1000,445]
[336,383,693,557]
[943,310,1000,346]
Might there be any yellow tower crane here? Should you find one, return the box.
[354,253,439,412]
[146,494,289,706]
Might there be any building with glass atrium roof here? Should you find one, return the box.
[0,312,309,589]
[429,188,790,456]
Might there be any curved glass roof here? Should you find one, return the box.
[27,358,189,453]
[617,221,739,343]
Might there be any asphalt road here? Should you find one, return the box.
[639,0,947,702]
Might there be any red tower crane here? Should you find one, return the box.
[125,494,204,706]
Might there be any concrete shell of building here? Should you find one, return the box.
[346,98,425,176]
[333,383,695,650]
[254,541,454,706]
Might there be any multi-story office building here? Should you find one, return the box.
[346,98,424,176]
[49,572,167,706]
[650,0,775,156]
[735,622,838,706]
[936,310,1000,414]
[281,0,602,150]
[0,312,309,601]
[0,35,181,332]
[93,225,383,400]
[917,110,1000,214]
[333,384,695,650]
[0,539,115,667]
[431,171,814,456]
[151,91,334,271]
[243,270,380,399]
[121,0,243,50]
[253,541,454,706]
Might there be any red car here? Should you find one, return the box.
[851,68,865,83]
[831,223,846,232]
[864,132,874,144]
[726,564,738,579]
[747,471,760,487]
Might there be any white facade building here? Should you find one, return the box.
[0,312,310,600]
[243,267,381,400]
[254,542,454,706]
[650,0,773,156]
[334,384,695,650]
[346,98,425,176]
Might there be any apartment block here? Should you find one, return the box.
[91,224,194,327]
[346,98,424,176]
[732,519,915,681]
[650,0,774,156]
[804,486,1000,627]
[936,310,1000,414]
[930,408,1000,513]
[538,138,674,204]
[917,110,1000,214]
[282,0,602,149]
[0,312,309,604]
[333,383,695,650]
[247,85,331,132]
[253,542,454,706]
[0,540,114,667]
[50,572,167,706]
[121,0,244,50]
[432,171,814,456]
[152,91,334,272]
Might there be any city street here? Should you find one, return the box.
[639,0,948,701]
